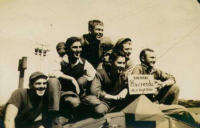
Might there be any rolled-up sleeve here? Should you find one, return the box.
[156,69,176,83]
[90,72,104,97]
[7,89,23,109]
[83,60,96,81]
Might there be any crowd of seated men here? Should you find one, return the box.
[0,19,179,128]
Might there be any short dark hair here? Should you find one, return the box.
[56,42,65,51]
[109,51,126,63]
[65,37,81,51]
[139,48,154,63]
[88,19,104,32]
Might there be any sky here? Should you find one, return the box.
[0,0,200,104]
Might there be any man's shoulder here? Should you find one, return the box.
[101,36,112,41]
[101,36,113,45]
[134,64,143,70]
[7,89,29,108]
[12,88,28,95]
[81,33,90,44]
[97,68,107,74]
[131,64,144,74]
[82,33,89,38]
[10,88,29,101]
[81,34,113,45]
[97,68,110,79]
[95,68,109,81]
[126,58,135,71]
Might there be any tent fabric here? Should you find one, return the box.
[158,104,200,127]
[158,104,188,115]
[63,112,125,128]
[122,95,172,127]
[122,95,197,128]
[122,95,165,121]
[61,95,196,128]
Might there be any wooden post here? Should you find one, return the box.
[18,57,27,88]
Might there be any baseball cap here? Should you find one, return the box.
[29,71,47,83]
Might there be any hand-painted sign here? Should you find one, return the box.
[128,75,156,95]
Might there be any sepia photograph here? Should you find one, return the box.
[0,0,200,127]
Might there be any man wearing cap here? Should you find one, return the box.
[4,71,48,128]
[88,51,128,115]
[113,38,135,75]
[131,48,179,105]
[81,19,113,68]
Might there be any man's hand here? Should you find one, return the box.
[104,94,118,100]
[71,78,80,94]
[48,73,56,78]
[38,125,45,128]
[116,89,128,100]
[154,80,165,91]
[4,104,18,128]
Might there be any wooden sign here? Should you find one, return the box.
[128,75,156,95]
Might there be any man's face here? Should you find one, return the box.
[112,56,126,75]
[103,52,111,66]
[144,51,156,68]
[69,41,82,59]
[57,44,66,57]
[122,42,132,60]
[33,78,47,96]
[91,24,104,40]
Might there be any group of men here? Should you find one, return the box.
[1,19,179,128]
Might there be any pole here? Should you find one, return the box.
[18,57,27,88]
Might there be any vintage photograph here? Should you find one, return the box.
[0,0,200,127]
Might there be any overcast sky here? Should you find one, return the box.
[0,0,200,104]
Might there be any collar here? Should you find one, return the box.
[141,63,156,74]
[74,57,84,65]
[62,56,83,68]
[62,55,69,63]
[85,33,101,44]
[62,55,83,64]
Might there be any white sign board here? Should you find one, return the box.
[128,75,156,95]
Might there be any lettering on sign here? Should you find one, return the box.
[128,75,156,95]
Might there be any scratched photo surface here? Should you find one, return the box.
[0,0,199,108]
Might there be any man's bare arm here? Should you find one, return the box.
[4,104,18,128]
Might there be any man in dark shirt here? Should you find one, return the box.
[131,48,179,105]
[81,19,113,68]
[4,71,48,128]
[88,51,128,115]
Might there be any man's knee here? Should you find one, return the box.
[47,78,61,92]
[83,95,101,106]
[169,84,180,95]
[158,84,180,105]
[77,77,88,88]
[94,103,109,115]
[64,97,80,108]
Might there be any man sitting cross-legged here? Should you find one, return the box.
[131,48,179,105]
